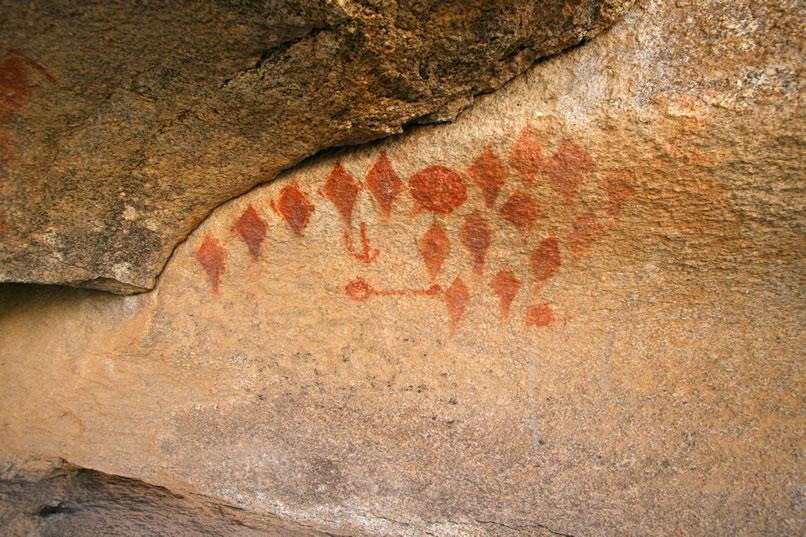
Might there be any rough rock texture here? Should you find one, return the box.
[0,456,343,536]
[1,0,804,535]
[0,0,634,293]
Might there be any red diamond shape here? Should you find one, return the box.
[509,125,543,184]
[418,221,450,281]
[324,160,360,227]
[233,204,268,260]
[366,151,404,218]
[468,146,508,208]
[445,277,470,333]
[500,189,539,235]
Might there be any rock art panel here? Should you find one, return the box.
[0,1,803,537]
[0,0,638,291]
[188,128,631,333]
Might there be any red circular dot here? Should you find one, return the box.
[408,165,467,214]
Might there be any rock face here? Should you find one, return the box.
[0,0,634,293]
[1,0,804,535]
[0,457,339,537]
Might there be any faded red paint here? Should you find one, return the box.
[365,151,403,218]
[345,276,441,302]
[602,171,634,216]
[509,125,543,184]
[444,277,470,332]
[0,51,54,120]
[500,189,539,235]
[273,185,314,237]
[233,204,267,260]
[195,235,227,294]
[0,55,32,120]
[323,160,360,227]
[418,221,450,281]
[409,165,467,214]
[530,237,561,288]
[467,146,508,208]
[344,222,379,264]
[461,210,492,275]
[525,303,555,328]
[543,141,593,203]
[491,270,520,320]
[566,211,603,258]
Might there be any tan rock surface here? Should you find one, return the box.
[0,456,337,537]
[0,0,634,293]
[0,0,804,535]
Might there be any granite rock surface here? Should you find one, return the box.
[0,0,804,535]
[0,0,634,292]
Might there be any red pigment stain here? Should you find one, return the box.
[273,185,314,237]
[467,146,508,208]
[491,270,520,320]
[0,54,33,120]
[500,189,539,235]
[409,165,467,214]
[323,160,360,227]
[566,211,603,258]
[509,125,543,184]
[530,237,561,288]
[195,235,227,294]
[344,222,379,264]
[602,171,635,216]
[444,277,470,332]
[418,221,450,281]
[365,150,403,218]
[461,210,492,275]
[345,276,441,302]
[543,141,593,203]
[232,204,268,260]
[525,303,556,328]
[0,51,53,120]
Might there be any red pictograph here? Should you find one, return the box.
[500,189,539,236]
[195,235,227,294]
[343,222,379,264]
[525,303,556,328]
[408,165,467,214]
[467,146,508,209]
[566,211,603,258]
[491,270,520,320]
[365,151,404,218]
[530,237,561,290]
[544,141,593,203]
[322,160,380,263]
[444,277,470,333]
[461,210,492,276]
[0,48,54,186]
[419,221,451,282]
[272,185,314,237]
[345,276,441,302]
[198,127,633,333]
[323,160,360,227]
[233,204,268,260]
[509,125,543,184]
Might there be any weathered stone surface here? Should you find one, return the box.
[0,455,339,536]
[0,0,634,293]
[0,0,804,535]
